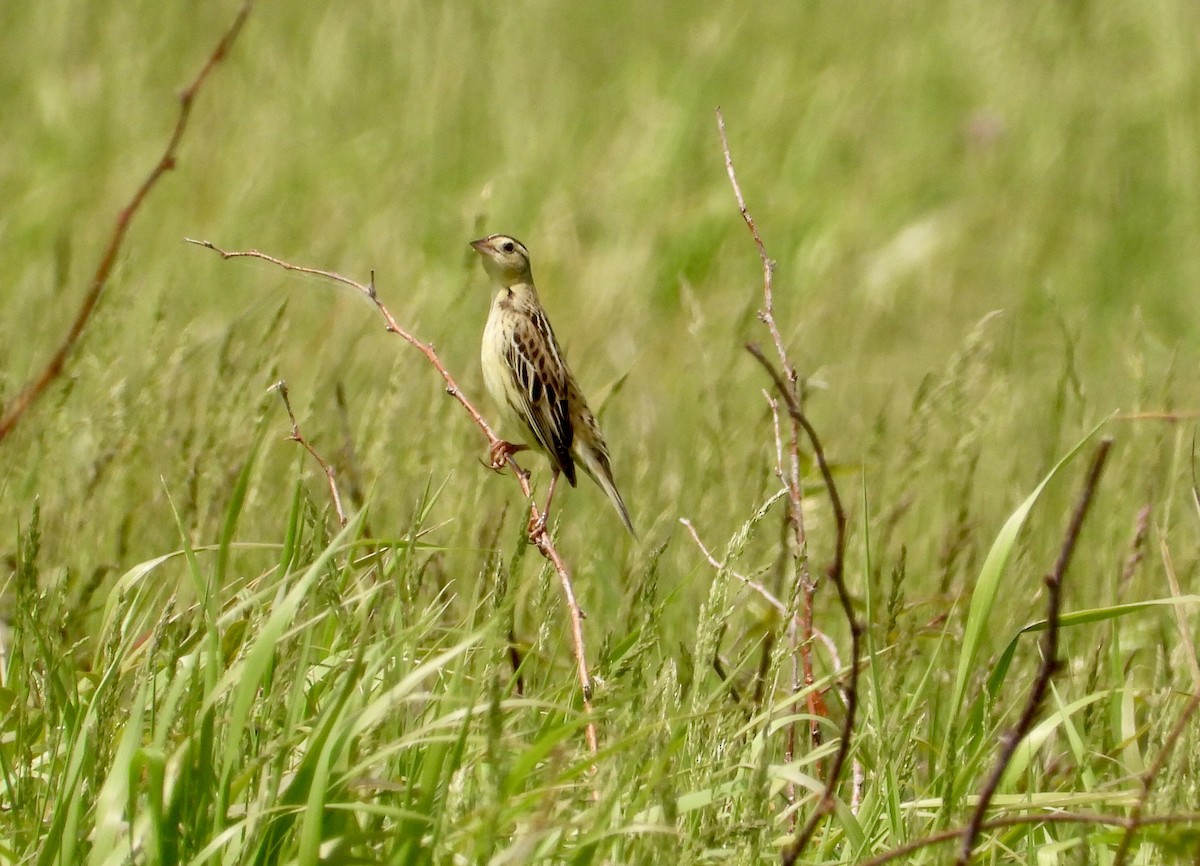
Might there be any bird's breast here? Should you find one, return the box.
[482,297,516,412]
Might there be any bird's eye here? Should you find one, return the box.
[501,241,515,253]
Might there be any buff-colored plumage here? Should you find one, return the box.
[470,234,635,536]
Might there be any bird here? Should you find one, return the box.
[469,233,635,537]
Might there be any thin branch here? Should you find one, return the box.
[860,811,1200,866]
[0,1,254,443]
[956,437,1113,865]
[682,513,857,803]
[718,110,822,784]
[715,108,792,392]
[680,517,844,672]
[765,390,820,759]
[1112,410,1200,422]
[1111,688,1200,866]
[189,239,599,757]
[185,240,503,445]
[270,380,347,528]
[750,344,858,866]
[680,517,793,622]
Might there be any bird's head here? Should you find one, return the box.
[470,234,533,286]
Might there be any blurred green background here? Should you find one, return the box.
[2,0,1198,699]
[4,1,1200,862]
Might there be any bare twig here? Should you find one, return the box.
[767,392,820,770]
[188,240,599,757]
[750,345,858,866]
[334,382,370,513]
[861,810,1200,866]
[1111,688,1200,866]
[270,380,347,528]
[0,1,254,443]
[680,517,793,621]
[679,517,842,676]
[716,108,793,393]
[1113,410,1200,422]
[956,437,1113,865]
[718,109,822,781]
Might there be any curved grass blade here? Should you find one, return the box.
[987,595,1200,697]
[948,417,1108,729]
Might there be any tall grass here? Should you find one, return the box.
[2,0,1200,863]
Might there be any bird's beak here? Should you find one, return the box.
[469,238,490,254]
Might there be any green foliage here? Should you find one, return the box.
[3,0,1200,863]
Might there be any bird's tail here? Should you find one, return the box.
[578,449,637,537]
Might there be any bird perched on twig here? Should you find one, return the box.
[470,234,635,537]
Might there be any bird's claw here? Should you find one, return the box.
[488,439,527,472]
[527,510,548,539]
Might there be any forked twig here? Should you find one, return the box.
[0,1,254,443]
[188,239,599,757]
[270,380,347,528]
[680,517,791,623]
[679,517,843,672]
[956,437,1113,864]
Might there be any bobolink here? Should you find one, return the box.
[470,234,635,536]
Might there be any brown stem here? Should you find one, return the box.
[270,380,347,528]
[861,811,1200,866]
[0,1,254,443]
[747,345,857,866]
[956,438,1113,865]
[715,108,794,394]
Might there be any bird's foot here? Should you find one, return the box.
[527,510,548,539]
[488,439,528,472]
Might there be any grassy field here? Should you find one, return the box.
[3,1,1200,863]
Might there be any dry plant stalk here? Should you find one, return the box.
[715,109,822,746]
[955,437,1112,863]
[0,1,254,443]
[712,108,862,864]
[860,810,1200,866]
[752,345,858,865]
[679,516,842,674]
[187,239,599,757]
[270,380,348,528]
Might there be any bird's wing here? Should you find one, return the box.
[505,308,577,485]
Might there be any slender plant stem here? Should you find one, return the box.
[270,380,348,528]
[0,1,254,443]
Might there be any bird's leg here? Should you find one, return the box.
[488,438,528,472]
[528,470,560,537]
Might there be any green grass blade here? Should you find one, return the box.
[987,595,1200,696]
[87,679,150,866]
[209,510,365,830]
[948,417,1108,727]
